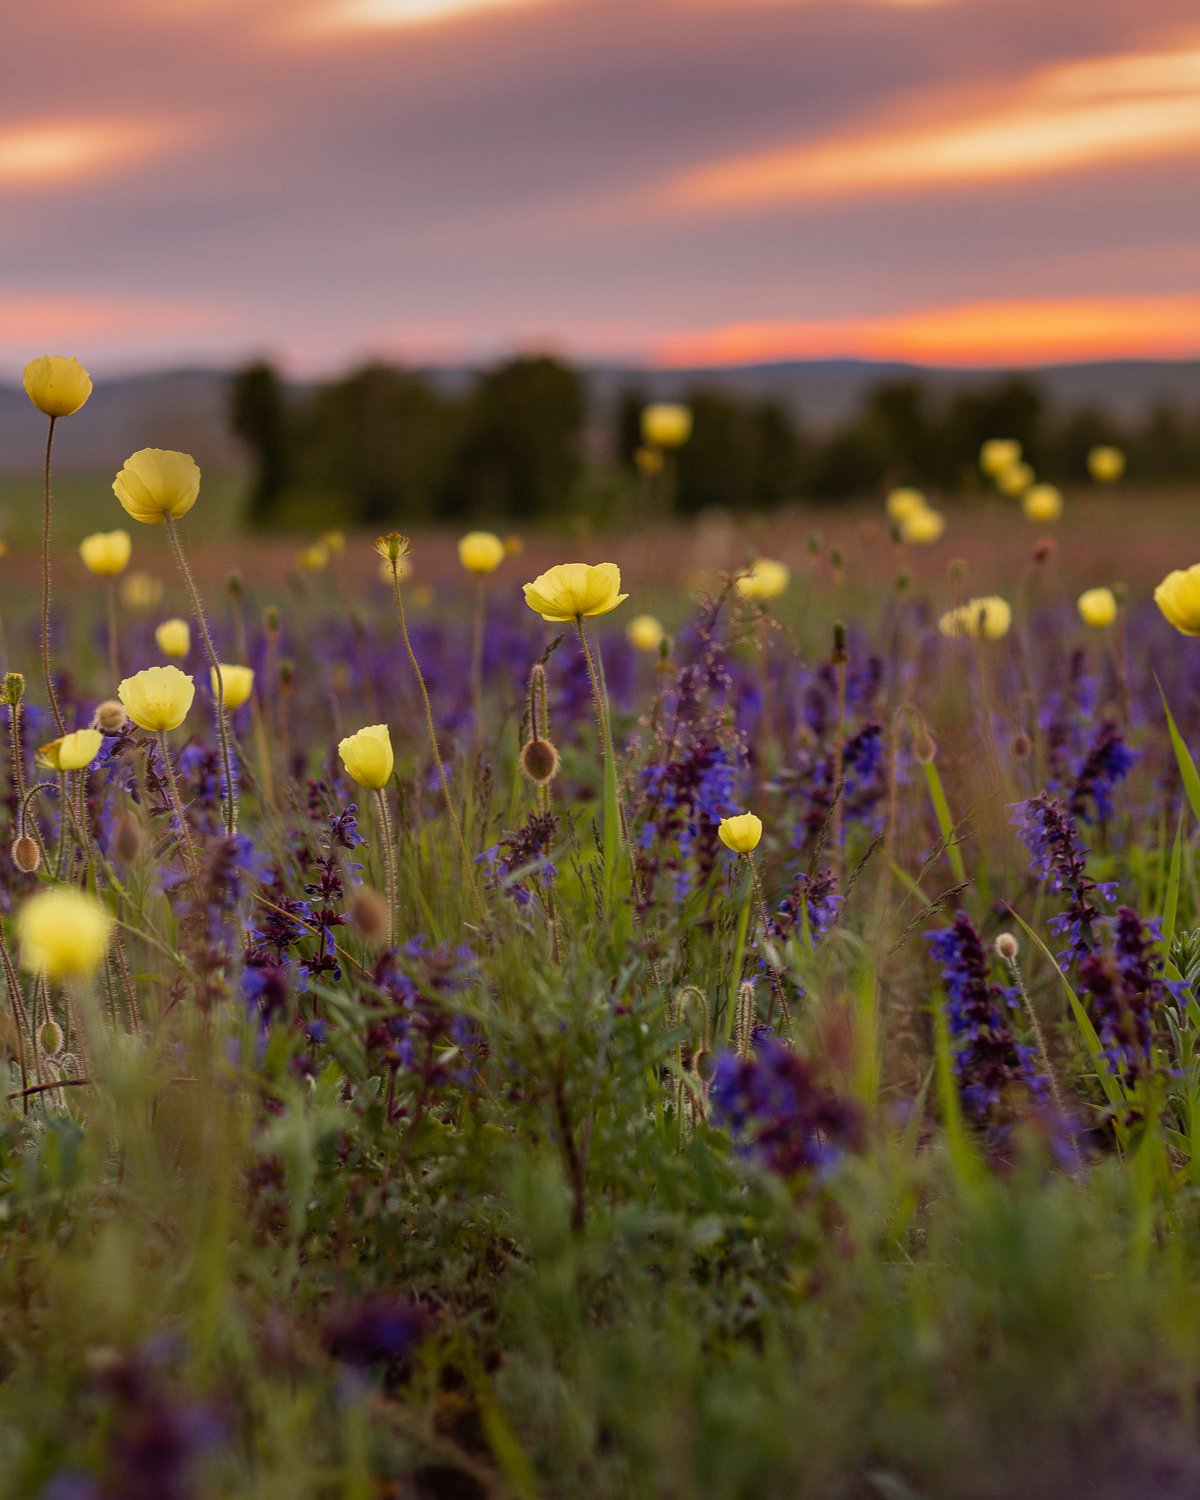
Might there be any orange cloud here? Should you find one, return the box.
[649,295,1200,367]
[0,293,234,349]
[292,0,558,35]
[0,116,202,190]
[665,43,1200,209]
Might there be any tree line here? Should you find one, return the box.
[229,356,1200,528]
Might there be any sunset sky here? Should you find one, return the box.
[3,0,1198,374]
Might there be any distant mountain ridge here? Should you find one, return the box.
[0,357,1194,472]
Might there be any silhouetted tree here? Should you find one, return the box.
[229,362,291,525]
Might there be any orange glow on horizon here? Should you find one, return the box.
[648,296,1200,368]
[0,117,199,190]
[294,0,557,34]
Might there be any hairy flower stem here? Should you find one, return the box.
[164,516,237,836]
[105,579,121,688]
[156,731,200,878]
[9,703,47,864]
[388,567,488,928]
[1003,950,1073,1139]
[374,787,399,950]
[575,617,629,844]
[747,854,791,1035]
[831,651,847,885]
[40,416,66,736]
[470,576,487,758]
[0,926,34,1112]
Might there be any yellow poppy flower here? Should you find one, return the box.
[1155,565,1200,635]
[718,812,763,854]
[79,529,132,576]
[885,487,926,522]
[523,563,628,622]
[339,724,394,789]
[36,729,103,772]
[735,559,789,601]
[641,402,692,449]
[113,449,201,525]
[1022,484,1062,523]
[118,665,195,732]
[626,613,665,652]
[938,595,1012,641]
[211,664,255,711]
[979,438,1021,477]
[900,507,945,544]
[1088,446,1125,483]
[23,355,93,418]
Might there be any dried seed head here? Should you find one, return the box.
[1032,538,1055,564]
[1,672,24,707]
[520,737,560,785]
[11,836,40,873]
[374,532,413,567]
[995,933,1020,962]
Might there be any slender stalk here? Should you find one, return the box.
[747,853,791,1033]
[105,578,121,687]
[164,516,236,835]
[157,731,199,877]
[40,416,66,736]
[576,617,629,844]
[9,702,47,864]
[388,566,487,927]
[1004,948,1073,1140]
[470,575,487,756]
[374,787,398,950]
[831,647,847,884]
[0,926,32,1113]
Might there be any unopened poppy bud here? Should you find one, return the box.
[94,699,126,734]
[263,604,280,633]
[912,730,937,765]
[38,1020,64,1055]
[995,933,1019,963]
[227,571,243,599]
[11,836,40,873]
[115,812,143,864]
[1010,730,1033,759]
[520,737,560,785]
[1,672,24,707]
[349,887,391,944]
[831,621,848,665]
[280,659,295,688]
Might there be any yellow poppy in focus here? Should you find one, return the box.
[37,728,103,772]
[211,664,255,711]
[900,507,945,544]
[718,812,763,854]
[980,438,1021,477]
[458,531,506,576]
[1155,565,1200,636]
[627,613,665,652]
[1088,445,1125,483]
[885,487,925,523]
[18,887,112,980]
[1078,587,1117,629]
[641,403,692,449]
[523,563,628,622]
[339,724,394,789]
[1021,484,1063,524]
[79,529,132,577]
[938,595,1012,641]
[118,665,196,732]
[735,558,790,601]
[23,355,93,418]
[113,449,201,525]
[155,618,190,658]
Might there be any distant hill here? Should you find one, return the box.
[0,358,1194,472]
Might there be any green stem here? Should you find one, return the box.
[375,786,398,950]
[40,416,65,736]
[157,730,200,878]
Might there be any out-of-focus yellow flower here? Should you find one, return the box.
[735,558,790,601]
[503,534,523,556]
[120,571,164,611]
[900,507,945,544]
[1078,587,1118,629]
[18,887,112,980]
[36,728,103,772]
[1154,565,1200,635]
[0,540,7,558]
[155,618,190,658]
[523,562,628,621]
[885,487,926,523]
[320,530,346,555]
[79,529,131,576]
[118,665,195,732]
[627,613,665,652]
[458,531,505,576]
[23,355,93,418]
[1088,445,1125,483]
[339,723,394,789]
[211,663,255,711]
[980,438,1021,477]
[1021,484,1063,523]
[634,446,664,477]
[641,402,692,449]
[298,541,329,571]
[938,595,1012,641]
[718,812,763,854]
[113,449,200,525]
[995,461,1035,497]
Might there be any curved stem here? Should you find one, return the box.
[164,516,237,835]
[40,416,65,736]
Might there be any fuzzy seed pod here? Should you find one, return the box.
[11,836,40,873]
[994,933,1020,963]
[350,887,391,944]
[1010,730,1033,759]
[519,737,560,785]
[93,699,127,734]
[912,731,937,766]
[114,812,143,864]
[38,1020,64,1055]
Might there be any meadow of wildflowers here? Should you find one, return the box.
[3,356,1200,1498]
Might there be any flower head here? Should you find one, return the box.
[113,449,200,525]
[641,402,692,449]
[155,618,191,658]
[735,558,789,601]
[1088,445,1125,483]
[899,507,945,544]
[120,571,164,610]
[1022,484,1062,523]
[118,665,195,732]
[979,438,1021,477]
[626,613,665,652]
[37,728,103,772]
[523,562,627,621]
[1078,587,1117,629]
[211,663,255,711]
[885,486,926,522]
[374,533,413,570]
[79,529,131,576]
[457,530,505,576]
[718,811,763,854]
[339,724,394,789]
[23,355,93,418]
[1154,565,1200,635]
[19,887,112,980]
[938,595,1012,641]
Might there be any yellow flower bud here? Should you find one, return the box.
[899,507,945,544]
[155,618,191,659]
[18,887,113,980]
[938,595,1012,641]
[1021,484,1063,523]
[979,438,1021,477]
[735,559,789,601]
[338,723,394,790]
[1077,587,1118,629]
[523,562,628,621]
[120,571,164,611]
[457,531,505,576]
[626,613,665,652]
[36,729,103,772]
[93,700,127,734]
[885,487,926,523]
[641,402,692,449]
[210,663,255,712]
[1088,445,1125,483]
[118,665,195,732]
[1155,564,1200,636]
[23,355,93,418]
[718,812,763,855]
[113,448,201,525]
[79,529,131,577]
